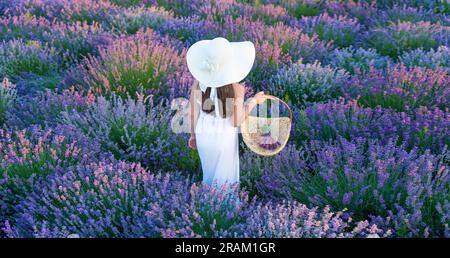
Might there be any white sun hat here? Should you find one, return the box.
[186,37,256,93]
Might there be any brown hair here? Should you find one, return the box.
[201,84,235,118]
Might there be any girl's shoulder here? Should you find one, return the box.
[233,83,245,96]
[192,80,199,89]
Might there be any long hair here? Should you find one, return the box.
[201,84,235,118]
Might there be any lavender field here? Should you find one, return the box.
[0,0,449,238]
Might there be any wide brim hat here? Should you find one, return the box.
[186,37,255,92]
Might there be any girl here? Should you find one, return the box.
[186,37,266,187]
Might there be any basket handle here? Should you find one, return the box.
[257,95,292,122]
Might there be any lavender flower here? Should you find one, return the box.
[9,161,191,237]
[9,0,174,34]
[147,0,204,17]
[108,6,173,34]
[7,0,120,24]
[195,1,291,26]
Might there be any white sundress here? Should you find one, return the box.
[194,88,240,187]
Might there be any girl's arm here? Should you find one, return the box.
[231,83,265,127]
[189,80,200,149]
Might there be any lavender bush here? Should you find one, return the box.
[324,0,378,25]
[254,139,449,237]
[0,127,82,235]
[0,128,81,180]
[342,64,450,112]
[147,0,204,17]
[10,0,174,35]
[109,0,155,8]
[108,6,173,34]
[281,0,321,18]
[0,78,17,125]
[376,4,448,25]
[325,46,391,74]
[291,13,362,47]
[155,16,219,46]
[6,0,119,24]
[0,39,62,92]
[5,160,389,238]
[66,30,191,100]
[221,16,332,63]
[0,14,113,65]
[400,46,450,71]
[365,0,450,14]
[245,3,291,26]
[193,1,291,26]
[5,87,95,129]
[233,202,391,238]
[7,161,194,237]
[365,21,449,58]
[293,99,450,154]
[6,158,244,237]
[61,94,200,173]
[269,61,348,107]
[246,40,291,91]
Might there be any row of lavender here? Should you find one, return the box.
[0,0,449,237]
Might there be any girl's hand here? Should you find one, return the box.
[188,135,197,149]
[253,91,266,105]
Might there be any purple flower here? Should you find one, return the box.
[343,192,353,205]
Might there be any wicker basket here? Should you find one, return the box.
[241,95,292,156]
